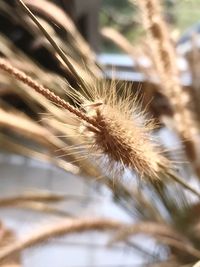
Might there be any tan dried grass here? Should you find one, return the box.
[0,218,123,263]
[0,58,168,180]
[1,57,200,199]
[132,0,200,177]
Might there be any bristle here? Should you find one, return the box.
[1,56,200,196]
[67,80,169,180]
[0,57,172,180]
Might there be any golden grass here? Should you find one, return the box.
[132,0,200,177]
[2,46,200,201]
[2,56,200,199]
[1,0,200,265]
[0,57,169,180]
[0,218,123,264]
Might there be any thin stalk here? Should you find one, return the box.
[167,170,200,198]
[17,0,87,92]
[0,58,99,130]
[0,218,123,263]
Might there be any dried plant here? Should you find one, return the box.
[2,56,200,200]
[0,218,123,264]
[0,58,168,180]
[131,0,200,178]
[1,0,200,266]
[185,35,200,122]
[0,222,21,266]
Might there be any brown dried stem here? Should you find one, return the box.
[0,218,123,263]
[0,58,98,130]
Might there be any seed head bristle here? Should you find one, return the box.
[1,58,200,196]
[67,80,169,180]
[0,57,169,180]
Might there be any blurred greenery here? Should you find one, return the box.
[100,0,200,52]
[100,0,140,52]
[174,0,200,32]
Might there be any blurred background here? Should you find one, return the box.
[0,0,200,267]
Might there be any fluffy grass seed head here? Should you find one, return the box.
[0,57,169,181]
[66,80,169,180]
